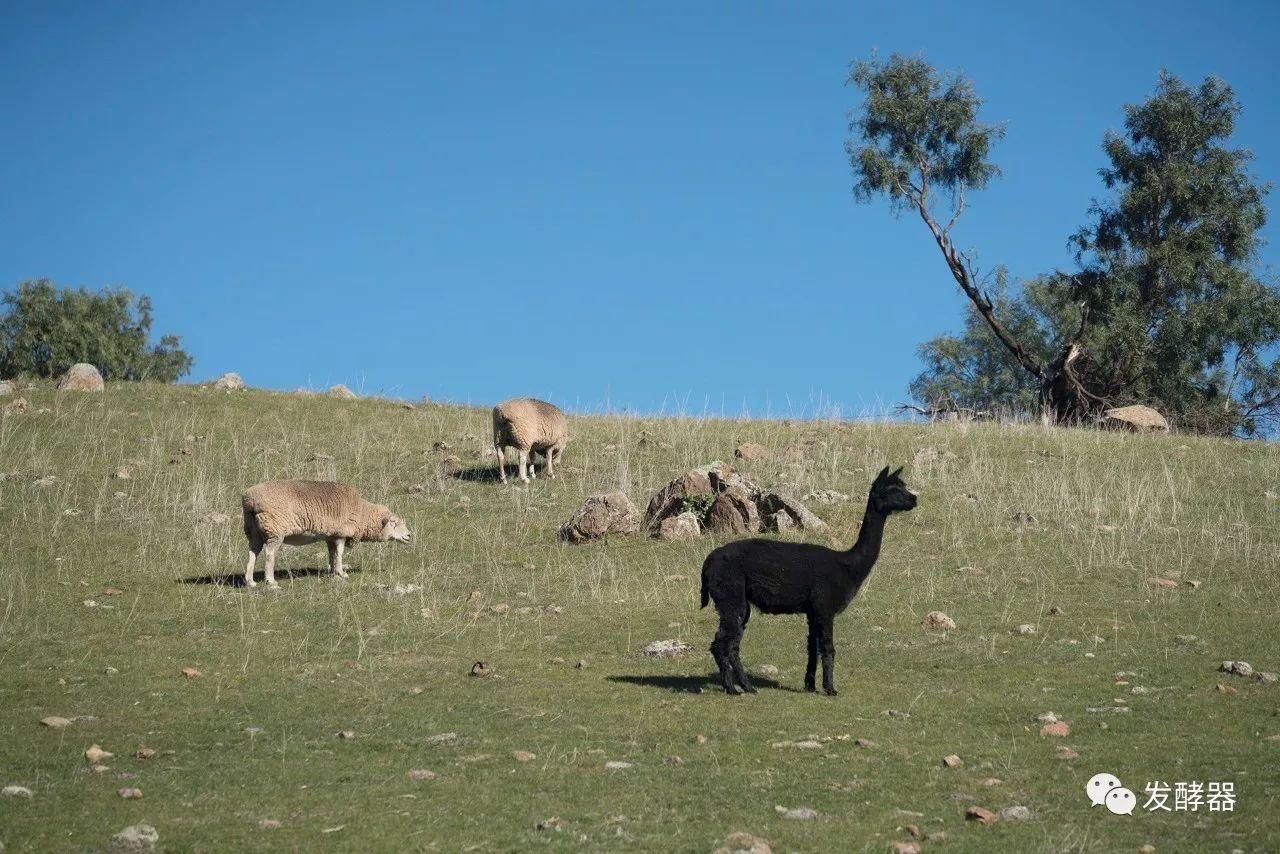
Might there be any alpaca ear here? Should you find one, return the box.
[891,466,905,479]
[876,465,890,481]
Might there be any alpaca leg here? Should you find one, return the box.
[818,616,837,696]
[244,542,261,588]
[262,538,282,589]
[804,614,819,692]
[711,610,742,695]
[729,606,756,693]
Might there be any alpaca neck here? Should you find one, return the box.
[845,500,887,583]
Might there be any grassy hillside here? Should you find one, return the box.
[1,382,1278,852]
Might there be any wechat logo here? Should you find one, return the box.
[1087,772,1136,815]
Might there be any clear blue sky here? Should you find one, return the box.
[3,2,1279,415]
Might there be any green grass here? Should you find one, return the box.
[1,381,1278,852]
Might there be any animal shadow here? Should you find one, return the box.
[606,672,794,694]
[451,465,504,483]
[178,566,362,588]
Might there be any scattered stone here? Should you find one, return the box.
[1012,624,1037,636]
[965,806,998,825]
[1010,510,1037,525]
[643,639,692,658]
[133,748,155,761]
[574,659,588,669]
[536,816,565,831]
[543,604,564,615]
[0,380,13,396]
[604,761,634,770]
[57,363,104,392]
[1256,672,1279,684]
[408,769,437,781]
[802,489,848,504]
[32,474,57,488]
[558,491,641,542]
[2,785,32,799]
[1217,683,1238,695]
[328,384,357,399]
[1056,746,1079,760]
[85,744,113,764]
[771,740,823,750]
[1040,722,1071,738]
[180,666,201,678]
[200,512,229,525]
[734,442,768,461]
[644,465,721,530]
[706,486,761,536]
[3,396,29,414]
[1147,577,1178,589]
[923,611,956,631]
[1048,605,1065,616]
[713,831,771,854]
[762,510,795,532]
[244,727,265,737]
[117,787,143,800]
[1220,661,1254,678]
[1184,580,1203,589]
[335,730,356,740]
[110,824,158,850]
[489,603,509,615]
[424,732,458,745]
[890,843,920,854]
[258,819,281,830]
[659,511,702,541]
[666,755,684,766]
[513,750,535,763]
[759,491,827,531]
[694,734,708,744]
[470,661,492,678]
[1175,635,1198,645]
[1102,404,1169,433]
[759,664,780,678]
[999,805,1034,821]
[212,372,245,391]
[942,754,963,768]
[440,455,463,477]
[40,716,72,728]
[775,805,819,820]
[980,777,1003,787]
[854,738,876,749]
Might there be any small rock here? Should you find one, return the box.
[890,843,920,854]
[117,787,143,800]
[2,785,32,799]
[32,474,56,487]
[854,738,876,749]
[694,734,708,744]
[258,819,281,830]
[713,831,771,854]
[536,816,565,831]
[40,716,73,728]
[658,511,702,541]
[1257,672,1279,684]
[941,754,963,768]
[543,604,564,614]
[328,384,357,398]
[775,805,819,820]
[1220,661,1254,678]
[1147,577,1178,589]
[1055,746,1079,760]
[513,750,535,762]
[1010,510,1037,525]
[1048,606,1065,616]
[335,730,356,740]
[666,755,684,766]
[57,363,104,392]
[1040,722,1070,737]
[212,372,246,391]
[1035,712,1059,724]
[180,666,201,678]
[559,491,642,542]
[759,664,780,678]
[604,761,634,770]
[1217,683,1238,695]
[470,661,492,678]
[643,639,692,658]
[0,380,13,396]
[999,805,1034,821]
[923,611,956,631]
[133,748,155,761]
[1184,580,1202,589]
[408,769,437,781]
[734,442,768,461]
[424,732,457,745]
[110,824,158,850]
[1175,635,1198,645]
[1011,624,1037,636]
[85,744,113,764]
[489,603,509,614]
[574,659,588,669]
[980,777,1003,787]
[965,806,998,825]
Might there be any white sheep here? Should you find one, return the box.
[492,397,568,484]
[241,480,412,588]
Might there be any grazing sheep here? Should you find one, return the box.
[241,480,412,588]
[492,397,568,484]
[699,466,917,695]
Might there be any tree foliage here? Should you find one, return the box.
[849,55,1280,435]
[0,279,193,383]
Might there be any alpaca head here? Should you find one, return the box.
[869,465,917,515]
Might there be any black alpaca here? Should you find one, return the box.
[699,465,917,695]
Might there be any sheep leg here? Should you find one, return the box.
[262,538,282,588]
[495,444,506,483]
[804,614,819,692]
[328,538,348,578]
[729,606,756,693]
[518,448,531,483]
[712,609,743,695]
[545,444,558,479]
[244,542,261,588]
[818,616,837,696]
